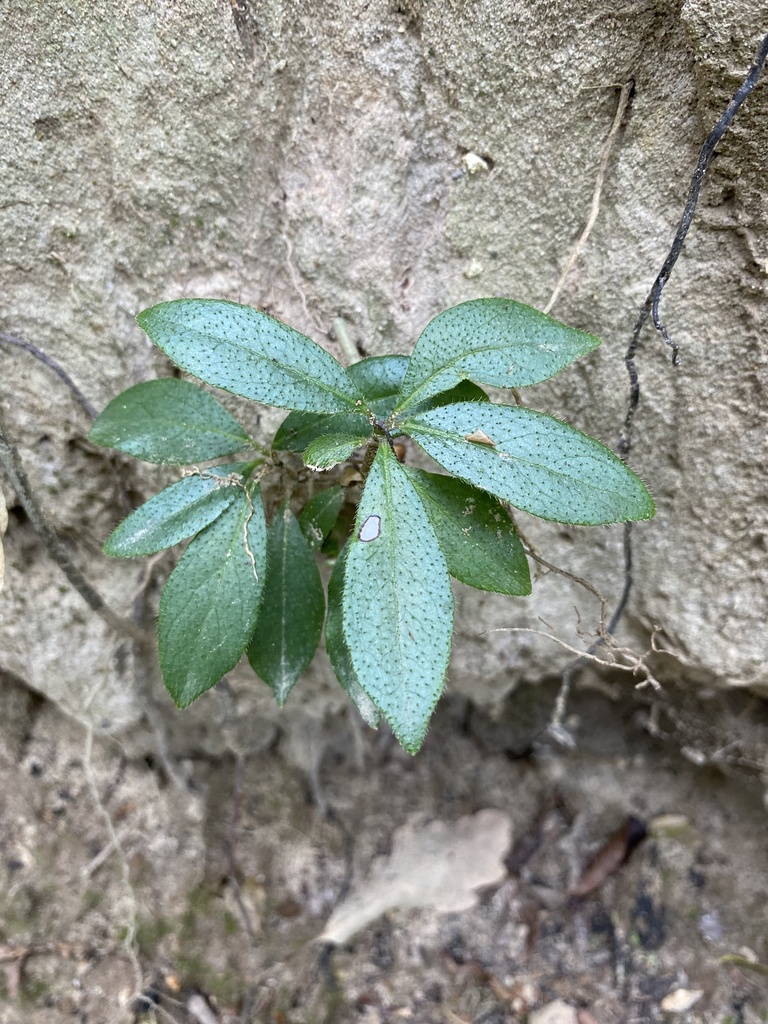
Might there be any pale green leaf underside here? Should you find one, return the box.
[395,298,600,413]
[299,487,344,552]
[342,444,454,753]
[138,299,362,414]
[247,507,325,705]
[88,378,252,464]
[403,402,655,525]
[304,433,369,470]
[404,469,531,595]
[348,354,409,402]
[326,544,382,728]
[159,483,267,708]
[105,462,253,557]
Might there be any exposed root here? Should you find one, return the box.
[491,625,666,693]
[544,80,633,316]
[0,330,97,419]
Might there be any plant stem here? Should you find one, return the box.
[333,318,360,366]
[360,435,381,481]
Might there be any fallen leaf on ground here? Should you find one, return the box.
[318,809,512,945]
[648,813,690,838]
[659,988,703,1012]
[577,1012,600,1024]
[529,1000,578,1024]
[570,815,647,899]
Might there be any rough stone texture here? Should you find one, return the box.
[1,0,767,735]
[1,681,767,1021]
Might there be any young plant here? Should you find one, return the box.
[89,298,654,752]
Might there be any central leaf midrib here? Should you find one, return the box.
[276,517,291,690]
[134,406,249,442]
[409,422,631,503]
[124,488,238,546]
[185,327,362,410]
[173,500,252,659]
[381,456,407,709]
[396,340,550,412]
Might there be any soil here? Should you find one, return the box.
[1,672,766,1024]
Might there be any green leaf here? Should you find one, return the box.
[158,482,267,707]
[303,433,369,470]
[137,299,363,413]
[342,444,454,753]
[247,506,325,704]
[347,354,408,405]
[413,378,489,412]
[105,462,256,557]
[403,469,531,595]
[272,355,408,454]
[299,487,344,551]
[273,410,371,453]
[326,544,382,728]
[402,401,655,525]
[395,299,600,413]
[88,378,253,464]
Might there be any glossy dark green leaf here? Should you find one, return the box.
[403,469,531,595]
[247,506,325,704]
[402,401,655,525]
[88,378,252,464]
[326,544,382,728]
[412,378,489,412]
[304,433,369,471]
[104,462,256,557]
[158,483,267,707]
[395,299,600,413]
[342,444,454,753]
[137,299,363,413]
[273,410,371,453]
[299,488,344,551]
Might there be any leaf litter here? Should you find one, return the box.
[318,809,512,945]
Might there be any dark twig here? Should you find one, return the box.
[620,29,768,458]
[0,412,149,643]
[552,33,768,738]
[227,0,257,60]
[0,331,98,419]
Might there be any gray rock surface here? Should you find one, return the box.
[1,0,767,736]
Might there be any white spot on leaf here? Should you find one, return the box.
[358,514,381,542]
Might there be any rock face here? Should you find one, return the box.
[1,1,767,735]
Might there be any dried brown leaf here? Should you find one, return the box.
[570,815,647,899]
[319,810,512,945]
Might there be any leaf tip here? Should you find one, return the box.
[394,720,429,756]
[135,306,153,331]
[169,688,193,710]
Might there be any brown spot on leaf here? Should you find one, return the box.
[464,429,496,446]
